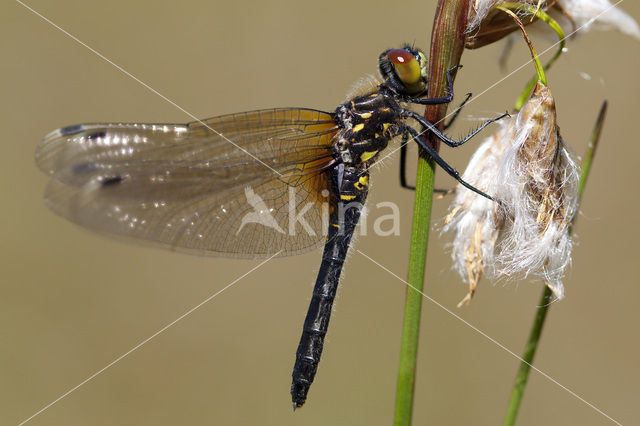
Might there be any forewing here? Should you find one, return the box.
[36,108,338,258]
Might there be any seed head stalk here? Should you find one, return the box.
[503,101,607,426]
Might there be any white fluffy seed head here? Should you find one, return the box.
[443,122,509,306]
[466,0,640,45]
[443,82,579,303]
[467,0,501,32]
[467,0,542,35]
[550,0,640,39]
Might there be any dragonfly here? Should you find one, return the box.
[35,45,506,408]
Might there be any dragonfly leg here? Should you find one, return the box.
[399,91,472,191]
[400,125,495,201]
[403,109,509,148]
[399,133,416,190]
[404,65,461,105]
[444,92,473,130]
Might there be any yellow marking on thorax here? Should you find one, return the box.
[354,175,369,190]
[340,194,356,201]
[352,123,365,132]
[359,112,372,119]
[360,150,378,162]
[382,123,392,132]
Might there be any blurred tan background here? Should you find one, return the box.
[2,1,639,425]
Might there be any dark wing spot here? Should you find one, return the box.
[86,131,107,139]
[60,124,84,135]
[100,176,123,186]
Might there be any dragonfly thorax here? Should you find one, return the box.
[333,88,403,166]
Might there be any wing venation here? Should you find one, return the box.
[36,108,339,258]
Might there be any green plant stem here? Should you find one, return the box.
[496,2,565,110]
[496,6,547,85]
[393,1,468,424]
[576,101,608,204]
[394,157,435,426]
[502,101,608,426]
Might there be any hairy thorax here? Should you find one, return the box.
[333,88,405,166]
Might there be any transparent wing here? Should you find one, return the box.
[36,108,339,258]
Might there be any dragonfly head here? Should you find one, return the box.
[379,46,428,97]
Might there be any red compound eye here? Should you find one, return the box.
[387,49,414,65]
[387,49,421,85]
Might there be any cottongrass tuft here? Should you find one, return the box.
[547,0,640,39]
[443,82,579,305]
[467,0,640,40]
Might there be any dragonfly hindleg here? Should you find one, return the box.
[399,125,495,201]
